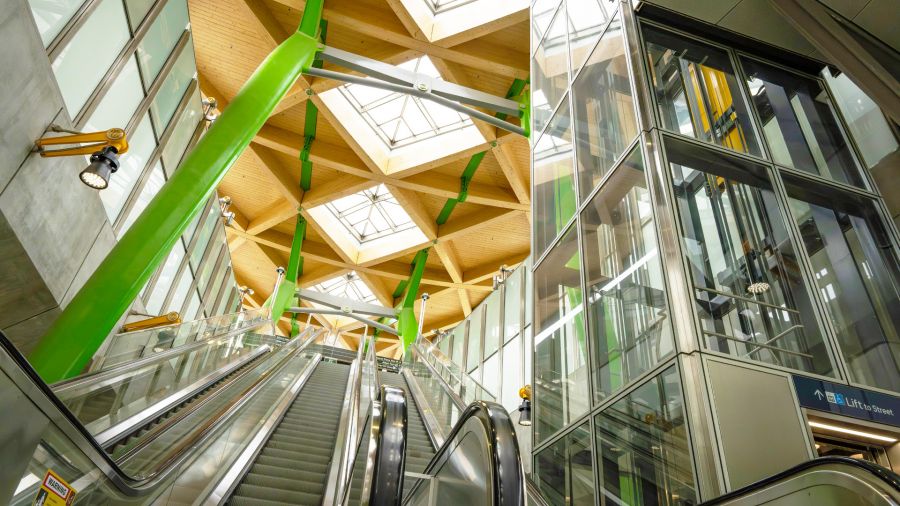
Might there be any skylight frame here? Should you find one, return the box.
[323,184,418,245]
[422,0,480,15]
[310,271,377,304]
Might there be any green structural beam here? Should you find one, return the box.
[29,4,325,383]
[299,20,327,191]
[397,249,429,349]
[272,214,306,326]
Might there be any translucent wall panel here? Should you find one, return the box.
[741,57,862,187]
[534,226,588,443]
[83,56,143,131]
[466,306,483,372]
[531,0,560,50]
[534,422,594,506]
[183,200,207,245]
[595,366,696,505]
[205,259,228,313]
[29,0,87,46]
[666,136,833,376]
[501,335,523,413]
[118,161,165,237]
[504,268,522,343]
[98,115,155,222]
[51,0,130,116]
[483,290,501,358]
[150,43,196,133]
[137,0,189,86]
[785,177,900,392]
[572,14,636,202]
[451,321,466,365]
[216,282,235,316]
[190,205,218,269]
[196,241,224,295]
[168,265,193,314]
[184,289,202,320]
[483,352,500,397]
[125,0,155,29]
[822,68,898,170]
[581,148,673,400]
[532,5,569,134]
[642,25,760,157]
[145,241,186,314]
[566,0,615,73]
[438,333,451,356]
[534,95,576,258]
[162,87,202,176]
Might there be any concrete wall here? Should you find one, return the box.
[0,0,141,358]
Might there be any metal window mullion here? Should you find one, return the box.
[125,29,192,136]
[141,235,185,308]
[73,0,174,128]
[200,247,228,315]
[160,197,215,310]
[210,266,232,314]
[180,239,222,316]
[113,77,198,232]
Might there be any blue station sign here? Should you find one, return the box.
[793,375,900,428]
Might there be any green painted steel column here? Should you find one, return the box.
[272,214,306,326]
[398,249,429,350]
[29,6,324,383]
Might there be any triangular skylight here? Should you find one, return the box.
[318,56,486,174]
[311,271,377,304]
[307,184,429,264]
[394,0,529,43]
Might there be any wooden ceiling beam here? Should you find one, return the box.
[268,0,529,79]
[387,185,438,241]
[462,249,529,284]
[246,200,297,236]
[357,271,395,308]
[246,144,302,207]
[433,242,472,316]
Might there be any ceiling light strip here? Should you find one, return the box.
[808,421,898,443]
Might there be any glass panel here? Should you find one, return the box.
[667,136,832,376]
[501,335,523,414]
[572,14,636,202]
[168,266,193,314]
[822,68,899,170]
[531,0,560,51]
[28,0,88,46]
[451,321,466,365]
[183,200,206,244]
[162,87,202,176]
[532,6,569,134]
[83,56,143,131]
[534,226,588,442]
[595,366,696,505]
[150,43,196,133]
[184,288,202,320]
[205,261,228,313]
[483,352,499,397]
[467,306,483,372]
[534,95,576,258]
[534,422,594,506]
[786,179,900,391]
[484,290,502,358]
[125,0,156,28]
[643,25,760,157]
[504,267,523,343]
[51,0,130,116]
[137,0,189,86]
[196,242,224,296]
[118,161,165,237]
[98,115,155,222]
[741,57,862,186]
[526,256,534,328]
[566,0,615,73]
[145,241,186,314]
[190,205,219,269]
[582,148,674,400]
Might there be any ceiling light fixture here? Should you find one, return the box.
[808,421,897,443]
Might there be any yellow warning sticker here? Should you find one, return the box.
[33,470,76,506]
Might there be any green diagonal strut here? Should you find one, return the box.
[28,3,325,383]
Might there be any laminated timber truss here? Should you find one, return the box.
[188,0,531,357]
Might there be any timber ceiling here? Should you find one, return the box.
[187,0,531,357]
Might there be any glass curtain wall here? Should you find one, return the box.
[26,0,242,323]
[530,1,898,504]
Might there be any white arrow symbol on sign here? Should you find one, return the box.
[814,390,824,400]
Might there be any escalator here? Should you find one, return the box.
[228,362,349,505]
[379,372,435,499]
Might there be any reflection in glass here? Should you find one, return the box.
[467,306,483,373]
[566,0,615,72]
[532,6,569,134]
[741,58,862,186]
[534,95,576,259]
[150,44,197,133]
[531,0,561,53]
[534,226,588,442]
[137,0,190,87]
[786,180,900,391]
[595,366,695,505]
[535,423,594,506]
[667,137,832,375]
[822,68,899,170]
[643,25,760,156]
[572,14,637,201]
[582,148,673,400]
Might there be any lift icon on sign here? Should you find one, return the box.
[825,391,837,403]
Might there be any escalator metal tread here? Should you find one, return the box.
[228,361,349,506]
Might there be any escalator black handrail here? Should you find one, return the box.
[0,326,320,498]
[404,400,524,506]
[366,385,408,506]
[700,456,900,505]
